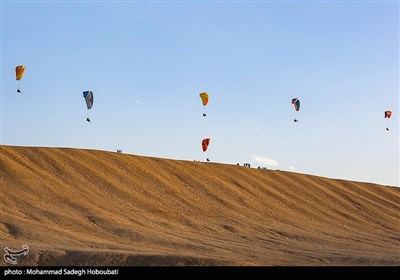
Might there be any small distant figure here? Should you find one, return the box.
[17,89,21,93]
[86,117,91,122]
[203,113,207,117]
[206,158,210,162]
[294,119,298,122]
[386,127,389,131]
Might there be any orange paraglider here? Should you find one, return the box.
[15,65,26,93]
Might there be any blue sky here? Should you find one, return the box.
[1,0,399,186]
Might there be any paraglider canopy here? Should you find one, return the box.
[199,92,209,106]
[15,65,25,81]
[384,111,392,118]
[292,98,300,111]
[83,91,94,110]
[202,138,210,152]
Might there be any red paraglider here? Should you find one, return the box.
[202,138,210,152]
[384,110,392,131]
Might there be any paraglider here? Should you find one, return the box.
[292,98,300,122]
[199,92,209,116]
[83,91,94,122]
[202,138,210,152]
[15,65,25,93]
[292,98,300,111]
[385,110,392,131]
[202,138,211,161]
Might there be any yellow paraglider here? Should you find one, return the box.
[15,65,26,93]
[199,92,209,116]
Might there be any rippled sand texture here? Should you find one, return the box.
[1,145,399,266]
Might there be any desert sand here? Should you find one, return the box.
[0,145,399,266]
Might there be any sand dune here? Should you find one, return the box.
[0,145,399,266]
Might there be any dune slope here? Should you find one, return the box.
[1,145,399,266]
